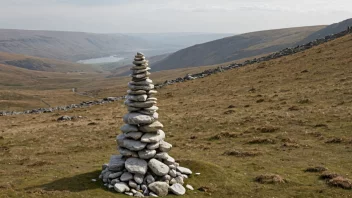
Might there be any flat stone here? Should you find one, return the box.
[123,113,156,125]
[128,90,147,95]
[126,94,148,102]
[138,149,156,159]
[125,158,148,175]
[159,141,172,152]
[147,90,158,95]
[127,106,142,112]
[164,155,175,163]
[125,132,144,140]
[154,152,169,160]
[139,121,164,133]
[114,182,130,193]
[133,60,148,65]
[120,172,133,181]
[109,172,123,179]
[148,159,170,176]
[121,124,139,133]
[148,182,169,197]
[132,68,151,74]
[125,100,156,108]
[147,142,160,150]
[147,97,158,101]
[177,167,192,175]
[120,139,147,151]
[118,147,139,157]
[134,173,144,184]
[130,79,153,85]
[131,72,151,79]
[131,65,148,70]
[141,130,164,143]
[170,183,186,195]
[108,155,125,171]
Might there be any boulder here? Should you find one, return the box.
[148,182,169,197]
[125,158,148,175]
[148,159,170,176]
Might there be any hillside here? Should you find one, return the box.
[151,25,325,72]
[0,29,153,61]
[0,52,97,72]
[0,32,351,197]
[299,18,352,44]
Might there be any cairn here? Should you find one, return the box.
[99,52,192,197]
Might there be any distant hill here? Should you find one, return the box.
[151,25,325,72]
[0,29,153,62]
[299,18,352,44]
[0,52,97,72]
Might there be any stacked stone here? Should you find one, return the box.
[100,52,192,197]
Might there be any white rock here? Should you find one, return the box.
[114,182,130,193]
[147,142,160,150]
[134,173,144,184]
[148,182,169,197]
[118,147,138,157]
[123,113,155,125]
[129,180,138,189]
[175,176,184,185]
[141,130,163,143]
[148,90,158,95]
[170,178,176,185]
[120,172,133,182]
[125,100,156,108]
[147,97,157,101]
[120,139,147,151]
[126,94,148,102]
[159,141,172,152]
[149,192,159,197]
[186,184,194,191]
[139,121,164,133]
[146,175,155,184]
[121,124,139,133]
[162,174,171,181]
[125,132,144,140]
[169,165,176,169]
[169,169,177,178]
[154,152,169,160]
[148,159,170,176]
[125,192,134,196]
[182,174,188,179]
[170,183,186,195]
[125,158,148,175]
[91,179,97,182]
[177,166,192,175]
[195,173,201,175]
[138,149,156,159]
[108,155,125,171]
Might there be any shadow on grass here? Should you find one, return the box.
[26,170,104,192]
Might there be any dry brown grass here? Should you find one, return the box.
[0,34,352,197]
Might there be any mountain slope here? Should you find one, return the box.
[151,25,325,72]
[1,34,352,197]
[0,52,97,72]
[0,29,153,61]
[299,18,352,44]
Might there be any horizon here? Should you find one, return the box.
[0,0,351,34]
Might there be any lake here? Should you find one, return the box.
[77,55,125,64]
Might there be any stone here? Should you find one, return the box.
[147,97,158,101]
[148,159,170,176]
[109,172,123,179]
[118,147,138,157]
[120,139,147,151]
[175,176,184,185]
[131,65,148,70]
[132,68,151,74]
[127,106,142,112]
[145,175,155,184]
[125,132,144,140]
[148,90,158,95]
[154,152,169,160]
[102,164,108,170]
[111,179,119,185]
[129,180,138,189]
[159,141,172,152]
[134,191,144,197]
[138,149,156,159]
[133,60,148,65]
[134,173,144,184]
[148,182,169,197]
[182,174,188,179]
[147,142,160,150]
[149,192,159,197]
[139,121,164,133]
[170,183,186,195]
[130,79,153,85]
[128,90,147,95]
[141,130,164,143]
[120,172,133,181]
[108,155,125,171]
[123,113,156,125]
[121,124,139,133]
[162,175,171,181]
[125,100,156,108]
[125,192,134,196]
[114,182,130,193]
[125,158,148,175]
[128,81,153,89]
[164,155,175,163]
[177,166,192,175]
[170,178,177,185]
[169,165,176,169]
[169,169,177,178]
[126,94,148,102]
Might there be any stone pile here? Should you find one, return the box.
[99,52,192,197]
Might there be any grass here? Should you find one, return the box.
[0,34,352,197]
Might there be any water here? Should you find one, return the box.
[77,55,125,64]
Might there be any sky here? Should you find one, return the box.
[0,0,351,34]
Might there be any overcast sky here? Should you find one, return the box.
[0,0,351,34]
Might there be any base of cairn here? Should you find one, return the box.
[99,52,192,197]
